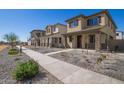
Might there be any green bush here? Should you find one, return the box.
[96,57,103,64]
[8,48,19,55]
[12,60,39,81]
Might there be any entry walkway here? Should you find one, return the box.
[19,46,124,84]
[45,49,74,56]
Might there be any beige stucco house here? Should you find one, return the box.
[29,23,67,48]
[29,10,117,50]
[29,29,45,47]
[64,10,117,50]
[43,23,67,48]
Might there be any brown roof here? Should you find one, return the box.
[65,14,85,22]
[45,23,66,29]
[63,25,105,35]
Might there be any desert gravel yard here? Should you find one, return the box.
[0,48,62,84]
[50,49,124,81]
[30,47,65,54]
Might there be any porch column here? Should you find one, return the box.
[40,38,42,47]
[95,32,101,50]
[82,34,86,48]
[49,37,52,48]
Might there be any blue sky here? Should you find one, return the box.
[0,9,124,42]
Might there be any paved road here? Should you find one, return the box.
[19,46,124,84]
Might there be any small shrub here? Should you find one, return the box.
[101,54,107,59]
[96,57,103,64]
[8,48,19,55]
[12,60,39,81]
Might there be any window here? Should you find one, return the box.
[52,27,56,32]
[69,20,78,28]
[59,38,61,43]
[36,33,41,37]
[69,36,72,42]
[98,16,101,23]
[89,35,95,43]
[55,28,59,32]
[87,16,101,26]
[54,38,57,43]
[116,33,119,36]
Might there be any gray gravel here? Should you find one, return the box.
[50,49,124,81]
[0,48,62,84]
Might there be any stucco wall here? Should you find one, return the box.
[57,25,67,34]
[46,26,52,35]
[108,40,124,51]
[67,17,83,33]
[116,32,123,39]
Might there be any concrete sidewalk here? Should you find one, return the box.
[19,46,124,84]
[45,49,74,56]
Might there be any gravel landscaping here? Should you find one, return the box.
[50,49,124,81]
[29,47,65,54]
[0,48,62,84]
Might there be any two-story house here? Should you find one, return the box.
[43,23,67,48]
[30,29,45,47]
[30,23,67,48]
[64,10,117,50]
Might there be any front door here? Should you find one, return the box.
[89,34,95,49]
[77,35,82,48]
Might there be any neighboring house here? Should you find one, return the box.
[30,29,45,47]
[116,31,124,40]
[43,23,67,48]
[64,10,117,50]
[30,23,67,48]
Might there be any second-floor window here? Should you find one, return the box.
[69,20,78,28]
[87,16,101,26]
[116,33,119,36]
[36,33,41,37]
[52,27,56,32]
[47,28,50,33]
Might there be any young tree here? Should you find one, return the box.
[3,32,19,49]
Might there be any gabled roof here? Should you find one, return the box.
[30,29,45,33]
[45,23,66,29]
[54,23,66,26]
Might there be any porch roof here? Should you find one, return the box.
[42,33,62,38]
[63,25,105,35]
